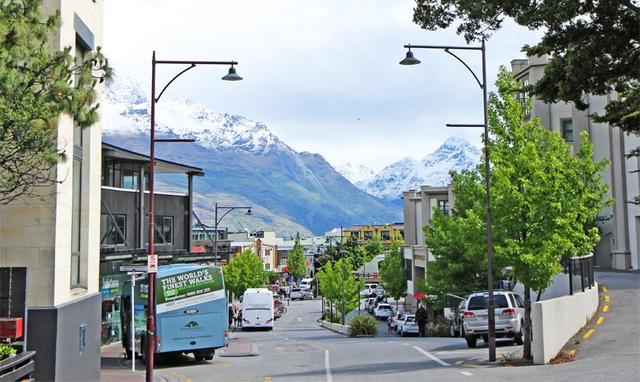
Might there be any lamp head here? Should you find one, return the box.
[222,65,243,81]
[399,49,421,65]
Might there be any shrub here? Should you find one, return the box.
[348,314,378,337]
[0,343,16,360]
[426,319,450,337]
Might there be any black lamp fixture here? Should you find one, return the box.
[399,49,421,65]
[222,65,243,81]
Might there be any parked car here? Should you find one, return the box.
[462,291,525,348]
[397,314,419,337]
[290,288,313,300]
[365,297,378,314]
[299,278,314,290]
[373,303,394,320]
[391,311,406,332]
[361,283,385,297]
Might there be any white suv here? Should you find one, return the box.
[462,291,525,348]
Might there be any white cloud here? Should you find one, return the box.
[103,0,542,170]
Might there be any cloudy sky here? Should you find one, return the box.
[103,0,543,172]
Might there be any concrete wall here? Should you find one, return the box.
[531,282,599,364]
[319,320,349,335]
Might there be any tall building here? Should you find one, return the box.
[0,1,105,380]
[511,56,640,270]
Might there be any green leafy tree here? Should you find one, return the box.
[488,68,609,358]
[224,248,267,300]
[317,258,363,324]
[343,236,368,271]
[412,0,639,135]
[379,240,407,309]
[287,233,307,281]
[0,0,112,204]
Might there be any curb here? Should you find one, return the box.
[218,343,260,357]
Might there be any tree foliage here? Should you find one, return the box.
[287,233,307,281]
[379,240,407,308]
[343,236,368,271]
[224,248,267,299]
[412,0,639,135]
[317,258,362,323]
[0,0,112,204]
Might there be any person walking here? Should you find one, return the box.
[415,302,428,337]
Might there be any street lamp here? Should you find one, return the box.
[213,203,252,264]
[146,51,242,382]
[399,39,497,362]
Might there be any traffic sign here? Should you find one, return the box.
[147,254,158,273]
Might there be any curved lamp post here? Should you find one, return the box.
[213,203,252,264]
[146,51,242,382]
[399,39,497,362]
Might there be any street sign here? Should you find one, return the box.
[147,254,158,273]
[119,265,148,273]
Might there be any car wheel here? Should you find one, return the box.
[514,323,524,345]
[459,323,465,337]
[465,336,477,348]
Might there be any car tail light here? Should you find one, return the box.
[463,311,476,320]
[224,330,228,338]
[501,308,516,318]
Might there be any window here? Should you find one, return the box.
[350,231,359,239]
[515,295,525,308]
[154,216,174,245]
[404,259,412,281]
[380,231,391,241]
[519,79,531,117]
[467,294,509,310]
[561,119,573,143]
[100,214,126,246]
[363,231,373,240]
[437,200,449,215]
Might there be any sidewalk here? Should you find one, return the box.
[101,342,144,382]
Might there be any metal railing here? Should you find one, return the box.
[563,253,595,295]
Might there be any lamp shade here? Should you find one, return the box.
[222,66,243,81]
[399,50,421,65]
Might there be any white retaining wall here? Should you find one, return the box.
[531,282,599,364]
[319,320,349,335]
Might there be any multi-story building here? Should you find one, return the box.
[99,143,204,345]
[342,223,404,246]
[228,231,279,271]
[0,1,104,380]
[511,56,640,270]
[402,186,454,307]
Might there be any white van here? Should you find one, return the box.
[242,288,274,330]
[299,278,314,290]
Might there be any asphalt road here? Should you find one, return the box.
[152,271,639,382]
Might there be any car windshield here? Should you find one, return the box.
[405,316,415,323]
[467,294,509,310]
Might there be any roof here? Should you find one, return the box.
[343,224,404,231]
[102,142,204,175]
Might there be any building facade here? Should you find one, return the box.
[511,56,640,270]
[99,143,204,345]
[0,1,104,380]
[402,186,454,307]
[342,223,404,246]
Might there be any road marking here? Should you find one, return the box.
[456,360,465,365]
[603,305,609,312]
[264,377,272,382]
[583,329,595,339]
[602,286,608,292]
[325,349,333,382]
[460,371,473,376]
[604,295,610,302]
[413,346,450,367]
[596,316,605,325]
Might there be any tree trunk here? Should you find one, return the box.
[523,285,532,360]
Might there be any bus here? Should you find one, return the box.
[241,288,274,330]
[120,264,227,362]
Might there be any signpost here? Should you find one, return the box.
[147,254,158,273]
[126,271,144,372]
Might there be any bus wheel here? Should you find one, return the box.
[125,348,133,360]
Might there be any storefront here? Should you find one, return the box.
[100,274,127,345]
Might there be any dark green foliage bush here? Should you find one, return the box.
[348,314,378,337]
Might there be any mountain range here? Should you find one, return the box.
[101,77,402,235]
[336,137,481,202]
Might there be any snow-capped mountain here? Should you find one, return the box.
[335,162,376,186]
[102,76,401,234]
[361,137,481,201]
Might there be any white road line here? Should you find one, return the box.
[413,346,451,367]
[325,349,333,382]
[460,371,473,376]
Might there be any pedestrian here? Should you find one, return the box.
[387,315,393,335]
[415,302,428,337]
[228,303,234,330]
